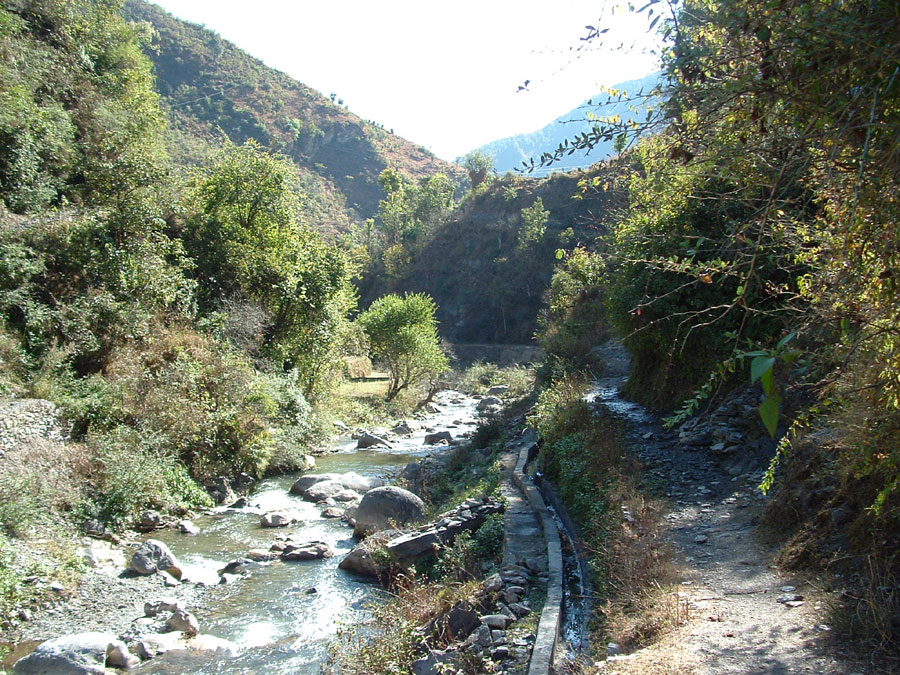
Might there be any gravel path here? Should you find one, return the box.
[590,341,871,675]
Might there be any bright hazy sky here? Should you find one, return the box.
[150,1,662,161]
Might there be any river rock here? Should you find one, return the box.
[339,471,383,494]
[76,541,125,570]
[303,479,347,502]
[339,530,401,578]
[298,454,316,472]
[321,506,345,518]
[353,486,426,538]
[247,548,278,562]
[134,632,239,659]
[260,512,293,528]
[131,539,182,579]
[229,496,249,509]
[391,421,415,436]
[357,432,391,449]
[165,608,200,635]
[333,419,349,432]
[289,473,342,496]
[487,384,509,396]
[12,632,135,674]
[476,396,502,411]
[138,509,162,531]
[280,541,333,561]
[179,520,200,535]
[144,597,181,617]
[424,431,453,445]
[332,489,361,503]
[206,477,237,505]
[480,614,513,629]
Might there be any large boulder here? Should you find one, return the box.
[12,632,137,674]
[165,608,200,635]
[357,432,391,449]
[476,396,502,412]
[280,541,333,561]
[260,512,293,528]
[352,486,425,538]
[339,471,383,494]
[338,530,401,578]
[130,539,182,579]
[303,479,347,502]
[423,431,453,445]
[289,473,341,496]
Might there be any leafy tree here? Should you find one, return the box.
[517,197,549,249]
[185,140,354,398]
[462,150,494,188]
[357,293,448,401]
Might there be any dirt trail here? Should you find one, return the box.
[591,341,867,675]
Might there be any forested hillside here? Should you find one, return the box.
[124,0,463,234]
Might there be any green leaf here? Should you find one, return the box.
[760,366,775,397]
[759,396,779,437]
[750,356,776,383]
[776,331,797,350]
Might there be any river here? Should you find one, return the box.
[134,390,481,674]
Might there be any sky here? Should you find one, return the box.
[150,1,663,161]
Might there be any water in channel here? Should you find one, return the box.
[134,390,481,674]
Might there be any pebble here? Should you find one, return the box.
[694,534,709,544]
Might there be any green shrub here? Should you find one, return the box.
[85,427,211,526]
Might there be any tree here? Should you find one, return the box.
[186,140,354,398]
[357,293,449,401]
[462,150,494,188]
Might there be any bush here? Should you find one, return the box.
[85,427,211,526]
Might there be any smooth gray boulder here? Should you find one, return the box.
[338,530,401,578]
[12,632,135,674]
[423,431,453,445]
[352,486,425,538]
[130,539,182,579]
[165,608,200,635]
[303,479,347,502]
[357,432,392,449]
[260,512,293,528]
[289,473,341,496]
[280,541,333,561]
[487,384,509,396]
[476,396,502,411]
[339,471,383,494]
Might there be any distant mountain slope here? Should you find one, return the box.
[125,1,462,233]
[469,73,661,174]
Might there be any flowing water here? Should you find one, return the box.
[134,390,481,674]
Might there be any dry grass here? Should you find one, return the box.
[329,574,482,674]
[597,482,686,653]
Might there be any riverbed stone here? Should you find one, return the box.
[423,431,452,445]
[143,597,181,617]
[179,519,200,535]
[289,473,342,496]
[352,486,426,538]
[487,384,510,396]
[357,432,391,449]
[165,608,200,635]
[303,479,348,502]
[480,614,513,629]
[339,530,401,577]
[131,539,182,579]
[339,471,383,494]
[260,512,293,528]
[281,541,333,561]
[12,632,131,674]
[476,396,502,411]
